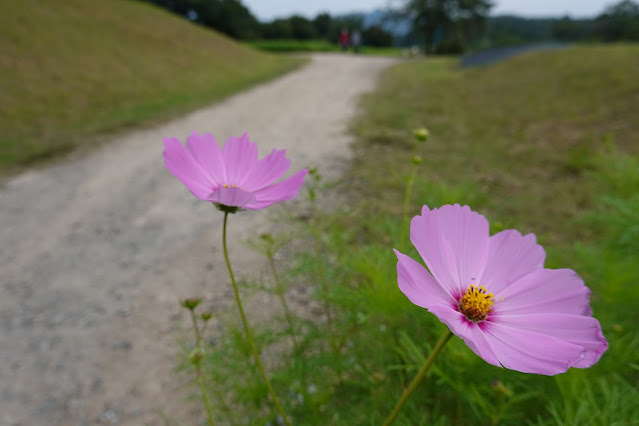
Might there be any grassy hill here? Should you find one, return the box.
[351,44,639,240]
[0,0,303,175]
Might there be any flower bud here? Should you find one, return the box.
[413,127,430,142]
[181,298,202,311]
[411,155,423,165]
[200,312,213,321]
[490,380,512,397]
[189,348,204,365]
[260,233,275,244]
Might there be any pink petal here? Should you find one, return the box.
[221,133,259,186]
[394,249,455,308]
[493,313,607,368]
[207,186,256,208]
[495,268,592,316]
[241,149,291,191]
[163,137,213,200]
[185,132,226,184]
[481,230,546,295]
[246,169,308,210]
[427,306,501,367]
[411,204,490,298]
[481,321,586,375]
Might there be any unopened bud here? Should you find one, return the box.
[260,233,274,244]
[490,380,512,397]
[189,348,204,365]
[411,155,423,165]
[181,298,202,311]
[200,312,213,321]
[413,127,430,142]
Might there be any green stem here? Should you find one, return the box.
[222,212,291,426]
[307,170,338,356]
[267,253,296,337]
[190,309,202,347]
[267,250,311,403]
[400,144,420,252]
[309,210,337,355]
[312,228,335,343]
[383,329,453,426]
[189,309,215,426]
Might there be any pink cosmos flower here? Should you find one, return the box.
[163,132,308,211]
[395,204,607,375]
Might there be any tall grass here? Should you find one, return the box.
[183,44,639,424]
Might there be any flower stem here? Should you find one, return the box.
[267,253,296,339]
[400,143,421,252]
[188,309,215,426]
[222,212,291,426]
[401,165,417,247]
[312,226,336,351]
[308,179,337,354]
[383,329,453,426]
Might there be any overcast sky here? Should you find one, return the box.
[242,0,614,21]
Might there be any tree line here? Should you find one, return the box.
[140,0,639,52]
[139,0,394,46]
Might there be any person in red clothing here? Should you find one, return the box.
[339,28,350,51]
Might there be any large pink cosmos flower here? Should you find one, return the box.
[163,132,308,211]
[395,204,607,375]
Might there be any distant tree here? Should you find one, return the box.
[200,0,261,39]
[595,0,639,41]
[396,0,492,52]
[362,25,394,47]
[550,16,597,41]
[140,0,261,40]
[486,15,555,45]
[260,19,293,39]
[289,15,317,39]
[313,13,334,39]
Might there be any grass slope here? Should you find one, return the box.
[335,43,639,424]
[0,0,303,175]
[351,44,639,244]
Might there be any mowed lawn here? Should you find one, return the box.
[0,0,304,176]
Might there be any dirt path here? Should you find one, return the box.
[0,53,397,425]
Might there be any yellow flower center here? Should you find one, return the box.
[223,184,237,188]
[459,284,494,322]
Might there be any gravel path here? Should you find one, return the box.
[0,53,397,426]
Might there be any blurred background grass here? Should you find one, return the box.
[0,0,304,176]
[247,39,402,55]
[194,44,639,425]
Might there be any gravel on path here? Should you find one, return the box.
[0,53,397,426]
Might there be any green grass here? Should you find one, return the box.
[181,44,639,425]
[0,0,305,176]
[248,39,340,52]
[248,38,403,56]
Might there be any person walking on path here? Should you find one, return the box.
[339,28,350,51]
[351,30,362,53]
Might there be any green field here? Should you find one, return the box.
[0,0,304,176]
[193,44,639,425]
[248,38,402,55]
